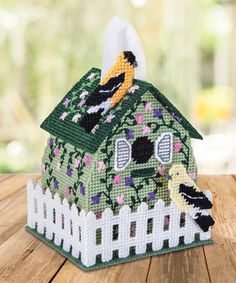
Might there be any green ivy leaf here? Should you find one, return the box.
[173,132,180,137]
[107,184,113,192]
[131,196,136,204]
[46,179,50,187]
[100,148,107,154]
[182,135,187,143]
[137,185,143,190]
[74,197,78,203]
[154,125,160,133]
[105,199,112,205]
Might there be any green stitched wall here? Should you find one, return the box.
[41,90,197,215]
[86,91,197,214]
[41,136,92,211]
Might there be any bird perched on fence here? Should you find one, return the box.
[79,51,137,133]
[168,164,215,232]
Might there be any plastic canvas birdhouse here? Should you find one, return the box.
[26,18,214,270]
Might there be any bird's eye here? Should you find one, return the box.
[176,172,179,176]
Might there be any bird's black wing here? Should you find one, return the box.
[85,72,125,106]
[179,184,212,209]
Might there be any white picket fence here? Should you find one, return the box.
[27,180,212,267]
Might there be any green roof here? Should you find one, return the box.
[41,68,202,154]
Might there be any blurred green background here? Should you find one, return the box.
[0,0,235,173]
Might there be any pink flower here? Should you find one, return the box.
[141,125,151,136]
[173,141,183,153]
[65,187,71,198]
[63,98,71,107]
[56,162,61,172]
[116,194,124,205]
[135,114,144,124]
[157,166,166,176]
[53,148,60,157]
[106,114,115,123]
[87,72,96,80]
[97,160,106,171]
[83,155,92,166]
[144,102,152,112]
[74,158,80,168]
[95,211,103,218]
[113,175,121,185]
[188,171,197,181]
[60,112,68,121]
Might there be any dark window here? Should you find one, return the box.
[132,137,154,164]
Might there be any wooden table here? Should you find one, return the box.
[0,174,235,283]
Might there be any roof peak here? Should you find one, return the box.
[41,68,202,153]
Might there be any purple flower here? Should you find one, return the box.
[77,99,85,108]
[80,185,86,196]
[54,179,59,189]
[147,192,156,200]
[63,98,71,107]
[66,167,73,177]
[91,195,100,205]
[154,108,163,118]
[48,138,53,147]
[126,130,135,140]
[172,112,182,123]
[125,177,134,187]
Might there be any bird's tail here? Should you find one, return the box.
[194,214,215,232]
[79,110,103,133]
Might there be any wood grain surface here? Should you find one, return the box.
[0,174,235,283]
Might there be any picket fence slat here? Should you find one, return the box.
[27,180,212,267]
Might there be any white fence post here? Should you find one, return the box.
[118,205,131,258]
[45,189,53,240]
[152,200,165,250]
[70,203,80,258]
[35,184,44,234]
[27,180,36,229]
[168,203,181,248]
[26,180,213,268]
[101,208,113,262]
[80,211,96,267]
[135,203,148,254]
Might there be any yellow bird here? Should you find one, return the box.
[79,51,137,132]
[168,164,215,232]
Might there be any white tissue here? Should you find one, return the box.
[101,16,146,81]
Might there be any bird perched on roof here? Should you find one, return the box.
[168,164,215,232]
[79,51,137,133]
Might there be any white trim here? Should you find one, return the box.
[27,180,212,267]
[155,132,173,164]
[114,138,132,171]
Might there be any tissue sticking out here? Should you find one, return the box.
[79,51,136,133]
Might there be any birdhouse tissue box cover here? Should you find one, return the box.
[26,21,214,271]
